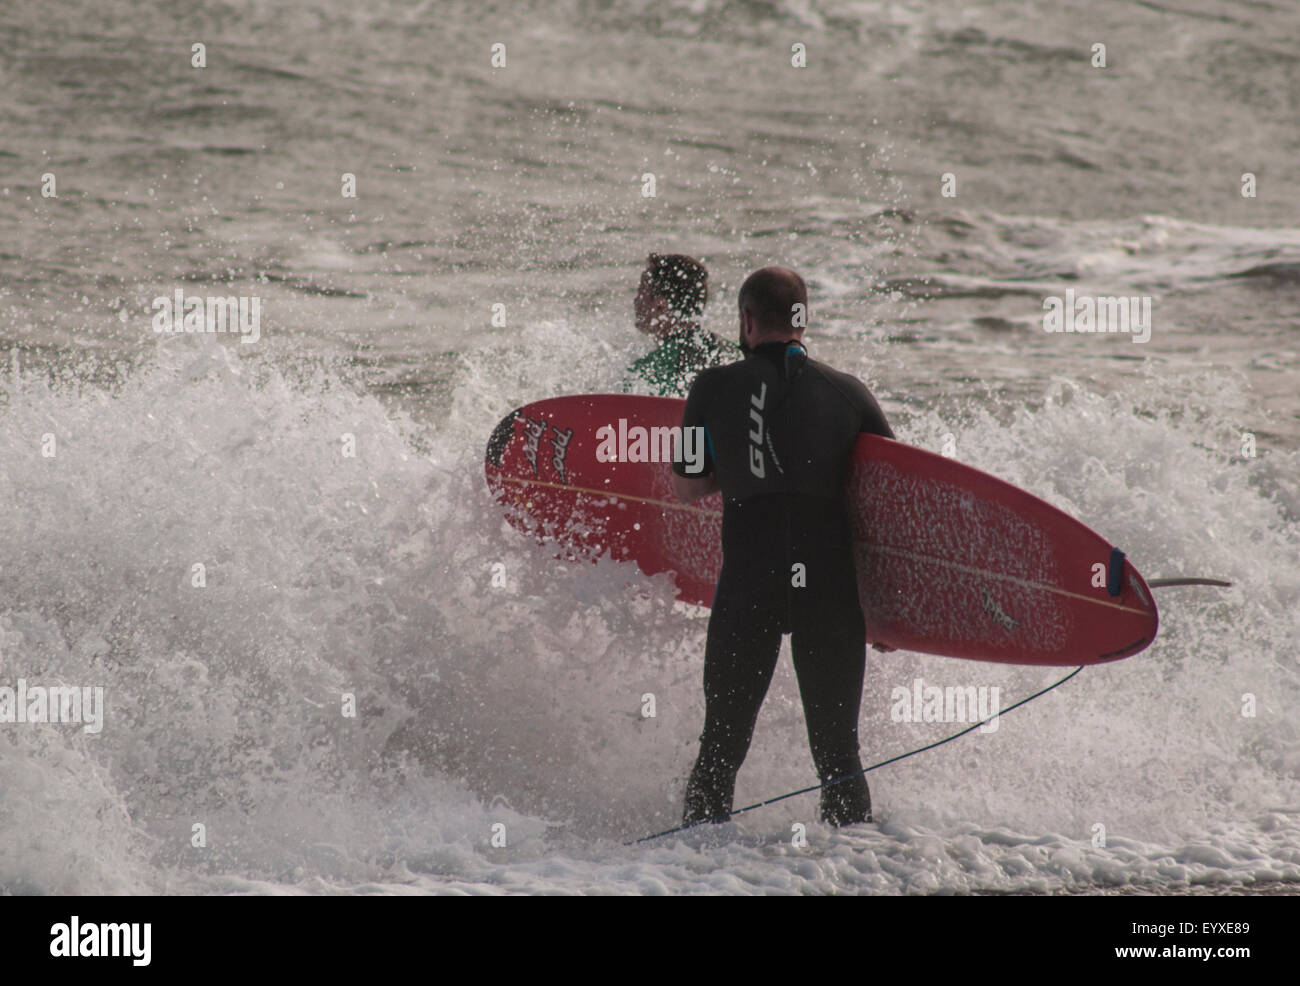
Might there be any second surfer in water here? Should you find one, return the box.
[671,266,894,827]
[623,253,734,397]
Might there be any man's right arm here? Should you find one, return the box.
[672,470,717,503]
[671,369,718,501]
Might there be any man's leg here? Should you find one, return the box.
[791,596,872,826]
[682,592,783,825]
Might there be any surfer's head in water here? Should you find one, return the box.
[635,253,708,339]
[737,266,808,355]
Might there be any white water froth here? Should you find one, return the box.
[0,334,1296,894]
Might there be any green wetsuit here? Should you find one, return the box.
[624,326,735,398]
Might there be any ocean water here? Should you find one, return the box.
[0,0,1297,895]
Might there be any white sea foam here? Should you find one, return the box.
[0,333,1294,895]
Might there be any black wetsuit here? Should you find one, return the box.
[672,340,894,826]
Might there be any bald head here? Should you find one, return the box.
[738,266,808,340]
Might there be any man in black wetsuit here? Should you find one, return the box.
[670,266,894,827]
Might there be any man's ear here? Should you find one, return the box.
[740,308,757,344]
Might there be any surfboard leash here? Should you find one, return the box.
[627,576,1231,846]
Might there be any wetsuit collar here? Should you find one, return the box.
[751,338,808,379]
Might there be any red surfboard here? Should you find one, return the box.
[484,394,1158,666]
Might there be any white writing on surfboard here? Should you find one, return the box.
[594,420,706,474]
[549,426,573,483]
[519,415,547,477]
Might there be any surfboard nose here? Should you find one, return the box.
[485,406,522,468]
